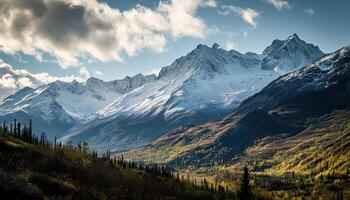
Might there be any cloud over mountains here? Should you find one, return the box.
[0,59,90,100]
[0,0,215,68]
[219,5,259,27]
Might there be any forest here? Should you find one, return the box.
[0,119,243,200]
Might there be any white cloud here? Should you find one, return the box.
[146,68,161,76]
[17,77,33,88]
[95,70,103,76]
[0,74,17,89]
[264,0,291,10]
[241,8,259,27]
[224,41,235,50]
[0,0,215,68]
[303,8,315,16]
[0,59,91,100]
[158,0,211,39]
[219,6,259,27]
[78,67,91,80]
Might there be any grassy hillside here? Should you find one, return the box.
[0,125,234,200]
[127,110,350,199]
[126,118,238,167]
[194,110,348,177]
[241,110,350,178]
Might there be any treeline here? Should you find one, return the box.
[0,119,182,180]
[0,119,238,200]
[0,119,175,178]
[1,119,37,144]
[1,119,57,148]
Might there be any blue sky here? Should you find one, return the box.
[0,0,349,84]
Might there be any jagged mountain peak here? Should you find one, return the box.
[263,33,312,55]
[240,45,350,115]
[339,45,350,55]
[212,43,220,49]
[86,77,104,84]
[305,44,350,71]
[195,42,222,50]
[108,73,157,94]
[129,73,157,80]
[195,43,210,49]
[159,34,323,80]
[86,74,157,92]
[158,42,259,79]
[46,79,85,96]
[261,34,324,71]
[191,43,221,55]
[288,33,300,40]
[49,79,83,88]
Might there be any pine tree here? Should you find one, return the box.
[17,122,21,138]
[29,119,32,135]
[238,166,252,200]
[2,121,5,133]
[14,118,17,135]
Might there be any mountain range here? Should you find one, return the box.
[0,34,325,152]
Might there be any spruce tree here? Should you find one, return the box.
[17,122,21,138]
[14,118,17,135]
[2,121,5,132]
[238,166,252,200]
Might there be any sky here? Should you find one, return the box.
[0,0,349,99]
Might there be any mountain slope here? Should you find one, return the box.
[0,74,156,139]
[240,109,350,177]
[127,45,350,173]
[61,34,324,152]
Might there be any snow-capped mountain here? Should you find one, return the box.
[0,74,156,138]
[261,34,324,71]
[58,34,325,152]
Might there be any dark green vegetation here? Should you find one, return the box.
[238,166,252,200]
[0,120,238,200]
